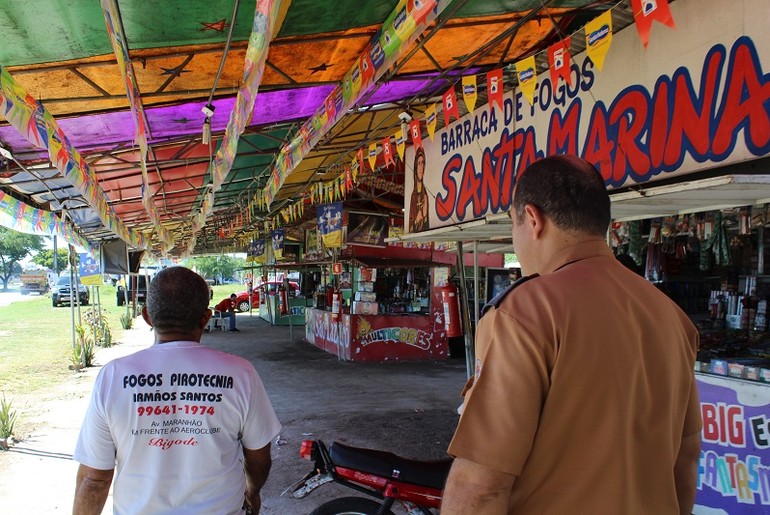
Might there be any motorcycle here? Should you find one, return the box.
[290,439,453,515]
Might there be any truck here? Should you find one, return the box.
[117,275,149,306]
[20,270,50,295]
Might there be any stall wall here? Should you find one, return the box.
[694,374,770,513]
[306,309,351,360]
[405,0,770,232]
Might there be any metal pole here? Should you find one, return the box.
[473,240,480,326]
[53,235,58,274]
[124,245,130,318]
[456,242,475,379]
[758,226,765,275]
[68,245,77,365]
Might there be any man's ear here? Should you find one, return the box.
[141,305,153,327]
[200,309,213,329]
[524,204,546,239]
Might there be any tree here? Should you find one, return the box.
[32,248,71,273]
[0,227,44,290]
[185,255,244,284]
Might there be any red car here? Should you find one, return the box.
[233,281,300,312]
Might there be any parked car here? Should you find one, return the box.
[117,275,149,306]
[233,281,299,312]
[51,275,89,307]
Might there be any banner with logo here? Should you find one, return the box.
[405,0,770,231]
[347,213,388,247]
[271,228,285,260]
[317,202,343,248]
[78,252,102,286]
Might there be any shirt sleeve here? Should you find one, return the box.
[73,367,118,470]
[240,368,282,451]
[448,307,552,476]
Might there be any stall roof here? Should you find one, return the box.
[0,0,632,255]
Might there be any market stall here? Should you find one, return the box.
[304,244,502,362]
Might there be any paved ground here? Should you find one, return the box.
[0,289,42,307]
[0,311,467,513]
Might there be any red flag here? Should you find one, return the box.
[360,44,375,85]
[357,147,366,173]
[631,0,675,48]
[486,68,503,112]
[409,120,423,149]
[548,38,572,86]
[442,87,460,126]
[324,92,337,122]
[382,137,394,166]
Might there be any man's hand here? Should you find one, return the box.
[243,444,272,514]
[73,464,114,515]
[441,457,516,514]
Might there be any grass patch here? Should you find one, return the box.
[0,285,129,396]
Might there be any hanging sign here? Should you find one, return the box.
[585,10,613,71]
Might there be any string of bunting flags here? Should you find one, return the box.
[231,0,677,248]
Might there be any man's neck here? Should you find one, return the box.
[154,332,202,344]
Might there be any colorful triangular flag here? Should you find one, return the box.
[462,75,478,113]
[442,87,460,126]
[382,137,395,166]
[409,120,423,150]
[486,68,503,112]
[548,37,572,86]
[425,104,437,141]
[395,127,406,160]
[357,148,365,174]
[515,55,537,106]
[585,10,613,71]
[631,0,675,48]
[368,143,378,170]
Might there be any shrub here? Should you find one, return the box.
[83,307,113,348]
[119,312,133,330]
[71,325,95,369]
[0,394,18,442]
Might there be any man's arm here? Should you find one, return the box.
[674,431,701,514]
[73,464,114,515]
[243,444,272,513]
[441,457,516,514]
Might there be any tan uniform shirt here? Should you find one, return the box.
[448,240,700,514]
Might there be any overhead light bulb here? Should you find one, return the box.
[202,118,211,145]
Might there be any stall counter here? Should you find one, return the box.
[258,295,307,326]
[305,307,449,361]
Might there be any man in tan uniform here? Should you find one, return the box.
[442,155,701,514]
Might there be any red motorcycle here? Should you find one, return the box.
[290,439,452,515]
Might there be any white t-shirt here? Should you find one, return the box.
[74,341,282,515]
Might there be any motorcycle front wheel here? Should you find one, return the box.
[309,496,395,515]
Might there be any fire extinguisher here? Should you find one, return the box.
[278,286,288,316]
[439,285,463,337]
[331,289,342,322]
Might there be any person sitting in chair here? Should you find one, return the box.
[214,293,239,332]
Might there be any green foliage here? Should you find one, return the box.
[82,307,112,348]
[119,312,134,330]
[0,394,18,441]
[32,248,71,273]
[0,227,44,290]
[185,254,246,283]
[71,325,95,368]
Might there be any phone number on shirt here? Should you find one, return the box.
[137,405,215,416]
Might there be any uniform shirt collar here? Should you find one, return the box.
[539,238,614,275]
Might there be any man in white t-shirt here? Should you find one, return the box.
[73,266,281,515]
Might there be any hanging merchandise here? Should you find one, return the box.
[648,220,662,244]
[739,208,751,235]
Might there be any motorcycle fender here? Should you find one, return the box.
[290,471,333,499]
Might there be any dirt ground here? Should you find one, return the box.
[0,312,467,513]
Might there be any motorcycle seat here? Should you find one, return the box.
[329,441,453,490]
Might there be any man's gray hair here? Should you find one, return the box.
[146,267,209,333]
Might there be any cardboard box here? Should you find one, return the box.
[760,368,770,383]
[352,301,378,315]
[745,366,760,381]
[728,362,745,378]
[354,291,377,302]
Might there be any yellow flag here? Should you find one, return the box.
[351,157,359,182]
[425,104,437,141]
[462,75,478,113]
[585,10,613,71]
[368,143,378,170]
[395,127,406,160]
[515,55,537,106]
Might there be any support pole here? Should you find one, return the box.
[473,240,480,327]
[456,242,475,379]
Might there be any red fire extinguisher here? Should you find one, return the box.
[439,285,463,337]
[278,286,288,316]
[331,289,342,322]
